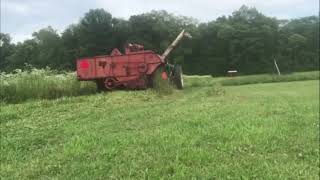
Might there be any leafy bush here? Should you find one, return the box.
[0,68,96,103]
[220,71,319,86]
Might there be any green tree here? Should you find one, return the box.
[32,26,65,68]
[78,9,114,56]
[1,7,319,74]
[6,39,39,70]
[128,10,196,66]
[0,33,15,71]
[61,24,82,69]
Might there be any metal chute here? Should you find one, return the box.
[161,29,192,62]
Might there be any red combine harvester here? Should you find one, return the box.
[76,30,191,90]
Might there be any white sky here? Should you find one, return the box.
[1,0,319,43]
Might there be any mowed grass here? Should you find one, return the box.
[0,79,319,179]
[220,71,319,86]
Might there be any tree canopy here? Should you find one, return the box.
[1,6,319,75]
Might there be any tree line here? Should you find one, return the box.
[1,6,319,75]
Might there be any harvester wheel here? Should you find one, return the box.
[104,78,116,90]
[173,65,184,89]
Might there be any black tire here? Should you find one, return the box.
[173,65,184,89]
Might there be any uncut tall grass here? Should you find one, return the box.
[0,68,96,103]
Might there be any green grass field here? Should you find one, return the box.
[1,79,319,179]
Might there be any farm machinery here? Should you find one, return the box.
[76,30,191,90]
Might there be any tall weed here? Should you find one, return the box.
[0,68,96,103]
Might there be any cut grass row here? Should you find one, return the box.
[1,69,319,103]
[219,71,319,86]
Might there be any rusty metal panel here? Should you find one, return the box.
[95,57,110,78]
[77,58,95,80]
[77,49,164,89]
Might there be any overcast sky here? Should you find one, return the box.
[1,0,319,43]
